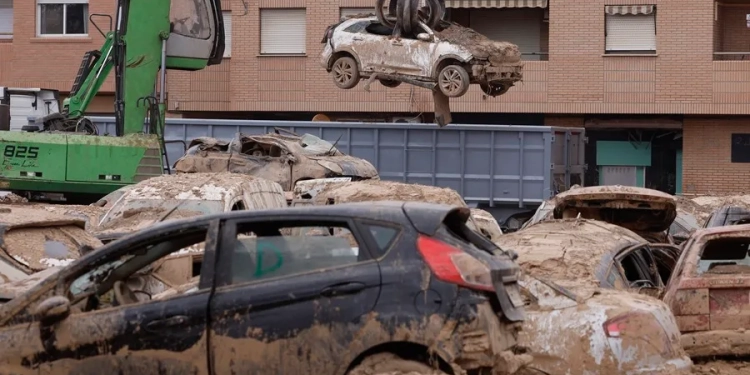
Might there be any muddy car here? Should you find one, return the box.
[702,205,750,228]
[0,202,531,375]
[93,172,288,243]
[662,224,750,358]
[172,129,379,191]
[0,206,102,284]
[292,179,503,241]
[522,185,678,244]
[321,15,523,97]
[494,219,692,374]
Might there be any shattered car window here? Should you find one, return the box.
[229,226,362,284]
[344,20,369,33]
[698,237,750,274]
[2,226,97,272]
[99,199,224,229]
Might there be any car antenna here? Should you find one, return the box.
[327,133,343,155]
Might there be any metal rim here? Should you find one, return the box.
[439,67,465,96]
[333,59,355,86]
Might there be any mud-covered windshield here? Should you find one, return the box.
[2,226,97,272]
[170,0,212,39]
[98,199,223,230]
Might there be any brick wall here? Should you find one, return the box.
[4,0,750,117]
[683,117,750,195]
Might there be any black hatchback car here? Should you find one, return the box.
[0,201,526,375]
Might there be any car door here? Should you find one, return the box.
[0,220,220,375]
[208,215,381,374]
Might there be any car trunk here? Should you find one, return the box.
[552,186,677,243]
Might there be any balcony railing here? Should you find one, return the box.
[522,52,549,61]
[714,52,750,61]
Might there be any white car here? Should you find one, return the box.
[320,15,523,98]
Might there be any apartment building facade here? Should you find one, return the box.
[1,0,750,195]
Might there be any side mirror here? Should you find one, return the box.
[416,33,433,42]
[34,296,71,325]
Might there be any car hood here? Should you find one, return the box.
[434,21,522,65]
[520,287,690,375]
[552,185,677,233]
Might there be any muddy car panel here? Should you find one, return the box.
[662,224,750,357]
[494,219,680,292]
[0,202,527,375]
[518,278,691,375]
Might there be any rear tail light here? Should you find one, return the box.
[603,312,674,356]
[416,235,494,292]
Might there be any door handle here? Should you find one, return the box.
[320,282,366,297]
[145,315,188,331]
[353,36,363,41]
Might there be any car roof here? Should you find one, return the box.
[311,180,468,207]
[122,173,277,202]
[0,206,86,230]
[687,223,750,243]
[494,219,647,286]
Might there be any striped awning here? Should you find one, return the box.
[605,5,655,15]
[445,0,547,9]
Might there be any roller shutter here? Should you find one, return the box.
[605,13,656,52]
[469,9,542,60]
[223,11,231,57]
[0,0,12,39]
[260,9,306,55]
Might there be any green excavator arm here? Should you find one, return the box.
[0,0,225,203]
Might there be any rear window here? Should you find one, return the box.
[698,237,750,274]
[2,225,98,271]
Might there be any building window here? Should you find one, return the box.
[0,0,12,40]
[223,11,232,57]
[605,5,656,54]
[260,8,306,55]
[37,0,89,36]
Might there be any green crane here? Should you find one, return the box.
[0,0,225,203]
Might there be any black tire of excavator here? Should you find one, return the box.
[376,0,397,28]
[425,0,445,29]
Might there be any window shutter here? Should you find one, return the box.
[605,13,656,52]
[469,8,542,60]
[223,11,232,57]
[340,7,374,19]
[260,9,306,55]
[0,0,13,37]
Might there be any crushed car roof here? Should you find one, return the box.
[494,219,647,288]
[310,180,468,206]
[686,222,750,241]
[0,206,86,230]
[123,172,264,201]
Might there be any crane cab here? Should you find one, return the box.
[165,0,226,70]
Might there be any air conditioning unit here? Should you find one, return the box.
[391,116,422,123]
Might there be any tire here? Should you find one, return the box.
[332,56,360,89]
[437,64,470,98]
[348,353,448,375]
[480,82,511,97]
[379,79,402,88]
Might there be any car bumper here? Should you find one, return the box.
[320,44,333,70]
[681,330,750,357]
[485,64,523,83]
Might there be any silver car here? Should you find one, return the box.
[320,15,523,98]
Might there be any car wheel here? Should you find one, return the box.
[437,65,470,98]
[332,56,360,89]
[349,353,448,375]
[379,79,402,88]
